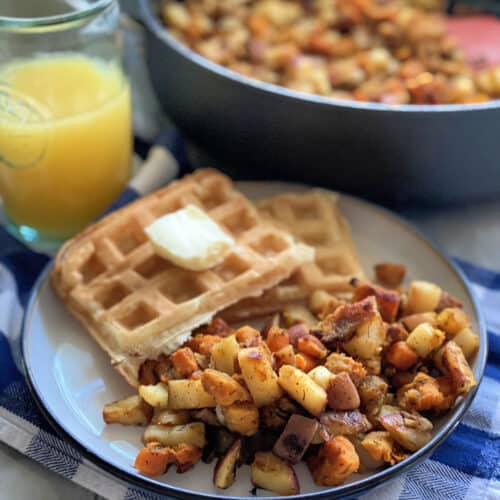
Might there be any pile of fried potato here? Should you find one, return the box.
[161,0,500,105]
[104,262,478,495]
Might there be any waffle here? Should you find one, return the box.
[222,190,365,321]
[51,169,314,386]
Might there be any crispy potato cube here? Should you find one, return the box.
[436,308,471,337]
[201,369,250,406]
[308,436,360,486]
[379,410,432,452]
[324,352,367,385]
[374,262,406,287]
[222,402,259,436]
[152,409,191,426]
[103,395,153,425]
[251,451,300,495]
[397,372,445,412]
[319,409,372,436]
[278,365,327,416]
[452,327,480,359]
[297,334,327,359]
[138,383,169,409]
[441,341,477,395]
[143,422,206,448]
[385,341,419,370]
[273,344,296,369]
[210,335,239,375]
[353,283,401,323]
[238,347,283,407]
[401,312,437,331]
[168,379,216,410]
[187,334,222,355]
[294,352,318,373]
[358,375,388,416]
[361,431,408,465]
[308,365,334,390]
[406,323,445,358]
[171,347,199,378]
[266,326,289,352]
[406,281,442,314]
[344,312,386,360]
[134,443,170,476]
[235,325,261,346]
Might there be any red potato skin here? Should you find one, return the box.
[327,372,361,410]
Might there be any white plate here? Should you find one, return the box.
[22,182,487,499]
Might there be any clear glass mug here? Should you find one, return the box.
[0,0,132,248]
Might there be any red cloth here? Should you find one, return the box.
[447,15,500,67]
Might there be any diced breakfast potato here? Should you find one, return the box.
[357,376,388,416]
[401,312,437,331]
[324,352,367,385]
[379,410,432,452]
[222,402,259,436]
[168,379,216,410]
[406,323,445,358]
[361,431,408,465]
[171,347,199,378]
[374,262,406,287]
[319,409,372,436]
[273,414,318,463]
[103,395,153,425]
[251,451,300,496]
[201,369,250,406]
[138,383,169,409]
[210,335,240,374]
[308,365,334,390]
[308,436,360,486]
[278,365,327,416]
[238,347,283,407]
[441,341,477,395]
[266,326,289,352]
[436,308,470,336]
[385,341,418,370]
[152,409,191,426]
[134,443,170,476]
[406,281,442,314]
[214,438,242,489]
[344,312,386,359]
[397,372,444,412]
[452,327,480,359]
[103,261,480,493]
[327,372,360,410]
[274,344,296,369]
[143,422,206,448]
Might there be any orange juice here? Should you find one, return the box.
[0,54,131,241]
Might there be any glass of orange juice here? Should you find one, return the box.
[0,0,131,248]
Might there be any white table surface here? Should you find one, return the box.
[1,11,499,500]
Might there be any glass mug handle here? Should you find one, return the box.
[0,84,50,170]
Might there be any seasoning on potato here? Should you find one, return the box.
[104,273,478,495]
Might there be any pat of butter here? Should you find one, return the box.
[145,204,235,271]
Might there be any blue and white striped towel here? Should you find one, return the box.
[0,180,499,500]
